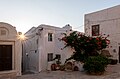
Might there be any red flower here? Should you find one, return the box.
[62,37,67,42]
[106,39,110,44]
[96,37,99,40]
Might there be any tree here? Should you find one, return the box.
[61,31,110,62]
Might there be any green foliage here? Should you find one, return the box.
[83,55,109,74]
[61,31,110,62]
[60,65,65,71]
[65,51,87,63]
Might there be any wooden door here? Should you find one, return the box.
[0,45,12,71]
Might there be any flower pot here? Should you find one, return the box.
[51,64,56,71]
[109,59,118,65]
[65,62,73,71]
[73,66,79,71]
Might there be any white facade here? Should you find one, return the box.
[23,24,74,73]
[84,5,120,62]
[0,22,22,77]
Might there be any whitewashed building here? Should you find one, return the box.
[84,5,120,62]
[23,24,74,73]
[0,22,22,78]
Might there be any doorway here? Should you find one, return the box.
[0,45,12,71]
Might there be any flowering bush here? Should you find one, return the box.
[61,31,110,62]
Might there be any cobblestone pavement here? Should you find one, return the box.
[16,64,120,79]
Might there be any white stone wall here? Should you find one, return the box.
[23,28,39,73]
[54,28,73,64]
[39,26,55,71]
[38,25,73,71]
[85,5,120,60]
[23,24,74,72]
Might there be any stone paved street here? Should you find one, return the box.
[16,64,120,79]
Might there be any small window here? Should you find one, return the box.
[48,33,52,41]
[48,53,53,62]
[56,54,61,60]
[92,25,99,36]
[1,30,6,35]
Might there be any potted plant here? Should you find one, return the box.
[65,62,73,71]
[51,63,56,71]
[60,65,65,71]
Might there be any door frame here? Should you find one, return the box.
[119,46,120,63]
[0,41,15,70]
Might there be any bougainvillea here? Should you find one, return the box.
[61,31,110,62]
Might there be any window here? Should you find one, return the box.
[1,30,6,35]
[56,54,61,60]
[48,33,52,41]
[48,53,53,62]
[0,27,8,36]
[92,25,99,36]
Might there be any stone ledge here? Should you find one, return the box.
[0,70,16,79]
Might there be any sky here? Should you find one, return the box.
[0,0,120,33]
